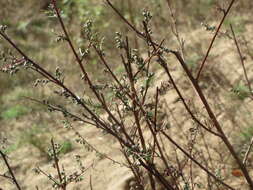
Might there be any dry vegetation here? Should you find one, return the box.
[1,0,253,189]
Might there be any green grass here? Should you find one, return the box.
[231,84,251,100]
[1,143,19,154]
[19,124,73,158]
[224,15,246,34]
[59,140,73,155]
[0,105,30,120]
[235,125,253,158]
[186,54,200,71]
[240,126,253,142]
[1,87,33,103]
[20,124,50,158]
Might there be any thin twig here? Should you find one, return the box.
[230,24,252,96]
[36,167,60,185]
[50,139,66,190]
[70,123,128,167]
[161,131,235,190]
[143,21,222,138]
[106,0,144,38]
[243,137,253,165]
[165,0,185,60]
[171,50,253,188]
[22,96,96,126]
[0,150,22,190]
[89,175,93,190]
[51,1,131,143]
[0,31,122,144]
[142,12,253,187]
[196,0,235,81]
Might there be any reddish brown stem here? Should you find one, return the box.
[196,0,235,81]
[161,131,235,190]
[0,150,21,190]
[51,139,66,190]
[171,50,253,188]
[230,24,253,97]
